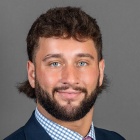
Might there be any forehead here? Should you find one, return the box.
[36,37,98,59]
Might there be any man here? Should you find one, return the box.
[4,7,125,140]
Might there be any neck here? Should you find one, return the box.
[37,103,94,137]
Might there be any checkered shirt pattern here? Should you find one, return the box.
[35,108,96,140]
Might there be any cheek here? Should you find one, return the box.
[80,68,99,90]
[36,69,60,90]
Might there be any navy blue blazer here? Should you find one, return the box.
[4,112,125,140]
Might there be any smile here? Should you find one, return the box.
[56,90,82,100]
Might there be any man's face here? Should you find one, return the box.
[28,37,105,121]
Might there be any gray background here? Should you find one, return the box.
[0,0,140,139]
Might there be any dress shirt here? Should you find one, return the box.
[35,108,96,140]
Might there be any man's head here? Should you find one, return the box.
[18,6,107,121]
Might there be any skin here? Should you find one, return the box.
[27,37,105,137]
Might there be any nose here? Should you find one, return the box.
[60,65,79,85]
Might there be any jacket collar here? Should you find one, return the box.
[23,111,105,140]
[23,111,52,140]
[94,127,105,140]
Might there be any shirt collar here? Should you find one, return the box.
[35,107,96,140]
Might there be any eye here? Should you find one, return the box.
[77,61,88,67]
[49,62,61,67]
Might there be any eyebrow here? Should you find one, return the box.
[76,53,94,60]
[42,54,62,61]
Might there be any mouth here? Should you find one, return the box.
[56,89,82,101]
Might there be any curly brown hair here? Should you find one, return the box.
[18,6,106,99]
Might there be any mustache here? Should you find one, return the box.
[52,85,88,94]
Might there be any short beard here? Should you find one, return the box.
[35,78,104,122]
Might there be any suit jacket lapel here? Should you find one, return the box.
[23,112,109,140]
[23,111,52,140]
[95,127,107,140]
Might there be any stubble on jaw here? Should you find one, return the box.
[35,77,100,122]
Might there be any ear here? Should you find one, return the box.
[27,61,35,88]
[99,59,105,86]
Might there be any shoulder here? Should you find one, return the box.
[4,127,25,140]
[94,127,125,140]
